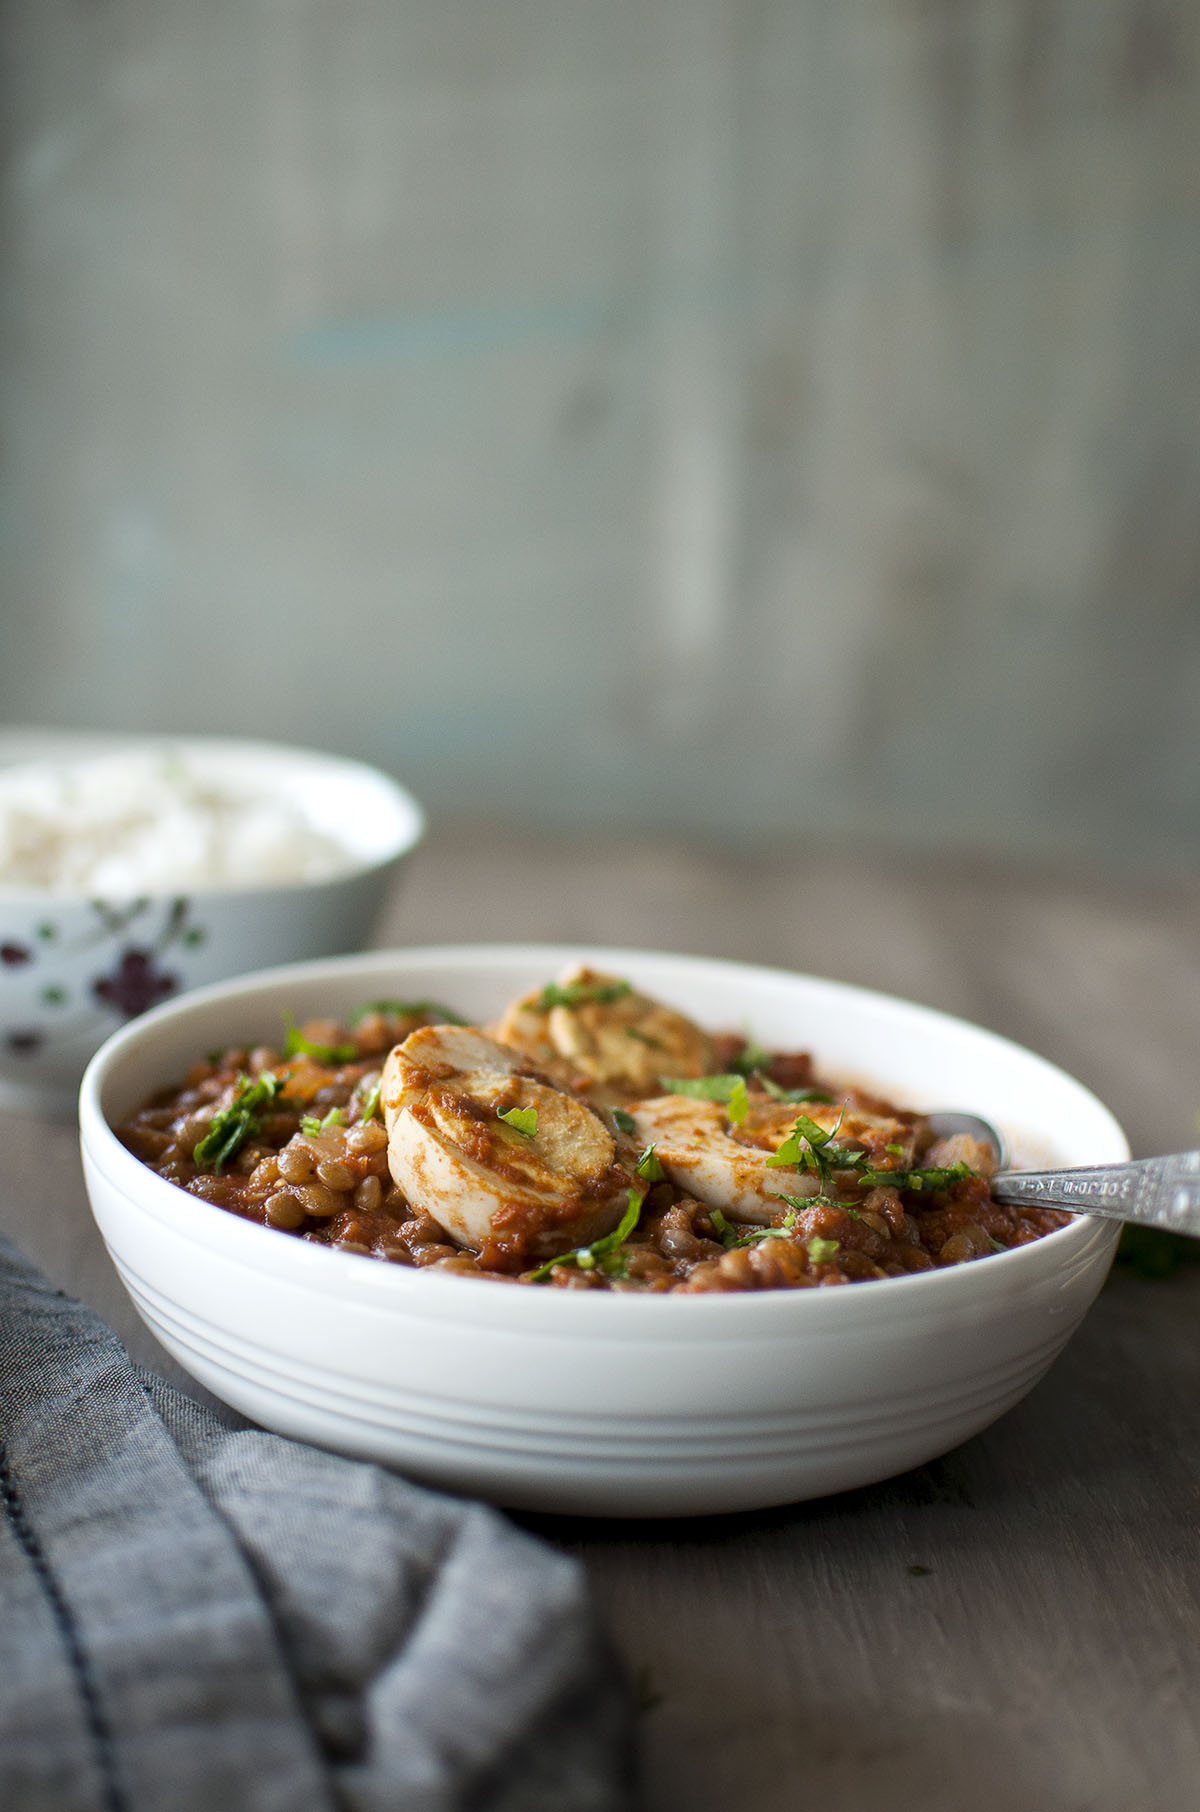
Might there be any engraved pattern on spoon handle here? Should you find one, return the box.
[991,1151,1200,1236]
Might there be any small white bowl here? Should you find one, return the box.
[79,945,1128,1518]
[1,735,424,1115]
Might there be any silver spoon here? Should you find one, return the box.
[925,1113,1200,1240]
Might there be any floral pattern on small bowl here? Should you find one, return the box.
[2,896,207,1060]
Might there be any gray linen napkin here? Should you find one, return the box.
[0,1236,635,1812]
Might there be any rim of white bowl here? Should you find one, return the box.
[79,943,1129,1333]
[0,733,425,903]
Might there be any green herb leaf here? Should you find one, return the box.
[625,1026,662,1048]
[807,1235,840,1264]
[299,1106,346,1137]
[349,998,467,1026]
[498,1105,539,1138]
[717,1204,802,1249]
[528,1188,645,1282]
[726,1076,750,1127]
[534,978,633,1011]
[356,1078,383,1124]
[282,1011,356,1064]
[635,1143,667,1181]
[731,1039,772,1076]
[608,1106,636,1135]
[758,1076,835,1105]
[858,1161,973,1192]
[766,1110,836,1170]
[193,1071,281,1171]
[766,1106,865,1193]
[658,1074,747,1103]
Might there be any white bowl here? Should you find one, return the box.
[79,945,1128,1518]
[0,735,424,1114]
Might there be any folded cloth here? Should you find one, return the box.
[0,1237,635,1812]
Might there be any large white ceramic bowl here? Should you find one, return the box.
[0,734,424,1114]
[79,945,1128,1517]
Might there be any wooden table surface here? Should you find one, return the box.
[4,828,1200,1812]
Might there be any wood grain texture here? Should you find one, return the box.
[3,831,1199,1809]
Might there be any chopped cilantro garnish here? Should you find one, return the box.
[635,1144,667,1181]
[356,1077,382,1124]
[528,1189,645,1282]
[498,1105,539,1138]
[625,1026,662,1048]
[767,1108,864,1192]
[534,978,633,1011]
[807,1235,840,1264]
[608,1106,636,1135]
[282,1012,356,1064]
[193,1072,281,1171]
[299,1106,346,1137]
[859,1161,974,1192]
[349,998,466,1026]
[767,1190,815,1213]
[731,1039,772,1076]
[658,1074,748,1103]
[713,1204,801,1250]
[726,1076,750,1127]
[758,1076,835,1106]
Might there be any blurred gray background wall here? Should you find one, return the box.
[2,1,1198,867]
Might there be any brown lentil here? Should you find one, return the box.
[265,1191,307,1231]
[277,1146,315,1183]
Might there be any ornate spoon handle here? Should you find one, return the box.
[991,1151,1200,1237]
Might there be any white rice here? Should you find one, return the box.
[0,749,357,893]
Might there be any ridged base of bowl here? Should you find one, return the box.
[110,1248,1092,1517]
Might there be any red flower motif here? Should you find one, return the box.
[1,942,32,966]
[93,948,179,1018]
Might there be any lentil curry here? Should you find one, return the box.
[117,970,1069,1292]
